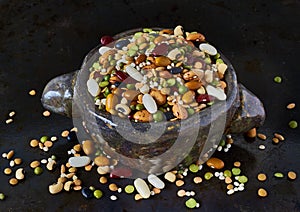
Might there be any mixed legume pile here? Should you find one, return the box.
[87,26,228,122]
[1,27,299,209]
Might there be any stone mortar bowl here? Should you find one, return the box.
[41,28,265,176]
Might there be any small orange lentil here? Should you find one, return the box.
[84,164,93,172]
[152,188,161,194]
[44,141,53,148]
[29,139,39,147]
[30,161,40,169]
[287,171,297,180]
[193,176,202,184]
[42,110,51,117]
[175,180,184,187]
[286,103,295,109]
[233,161,241,167]
[73,185,82,191]
[177,189,186,197]
[134,194,143,201]
[29,90,36,96]
[258,188,268,197]
[257,173,267,182]
[225,177,232,184]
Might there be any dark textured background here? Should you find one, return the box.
[0,0,299,211]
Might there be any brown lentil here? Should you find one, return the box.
[274,133,285,141]
[286,103,295,109]
[99,176,108,184]
[61,130,69,138]
[257,173,267,182]
[227,184,234,190]
[73,144,81,152]
[258,188,268,197]
[4,168,12,175]
[109,183,118,192]
[94,155,110,166]
[73,179,82,186]
[257,133,267,140]
[9,178,18,186]
[287,171,297,180]
[29,139,39,147]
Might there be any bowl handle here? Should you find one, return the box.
[41,71,78,117]
[226,83,266,134]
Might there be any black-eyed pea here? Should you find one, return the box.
[115,104,131,116]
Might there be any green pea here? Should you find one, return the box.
[178,85,188,94]
[126,84,135,90]
[289,120,298,129]
[136,104,144,111]
[40,136,48,143]
[93,189,103,199]
[124,185,135,194]
[204,172,214,180]
[0,193,5,200]
[127,49,137,57]
[214,53,221,59]
[103,75,110,81]
[167,78,176,87]
[133,32,143,39]
[219,139,226,147]
[92,62,100,70]
[223,170,232,178]
[51,155,57,160]
[187,108,195,116]
[89,186,95,191]
[274,76,282,83]
[153,111,164,122]
[130,44,138,51]
[189,164,199,173]
[99,81,109,88]
[204,57,211,64]
[110,59,116,66]
[143,28,153,33]
[216,58,224,64]
[232,168,241,176]
[238,175,248,183]
[274,172,284,178]
[34,167,43,175]
[185,198,197,209]
[130,105,136,110]
[104,88,111,97]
